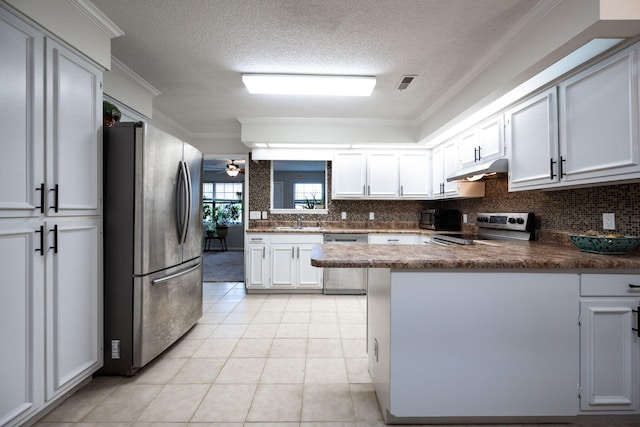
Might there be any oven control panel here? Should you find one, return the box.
[475,212,533,232]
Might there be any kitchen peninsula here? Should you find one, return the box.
[311,241,640,425]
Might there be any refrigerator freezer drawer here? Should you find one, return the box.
[134,259,203,369]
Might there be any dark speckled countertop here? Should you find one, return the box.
[309,240,640,270]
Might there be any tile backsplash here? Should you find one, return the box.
[249,158,640,236]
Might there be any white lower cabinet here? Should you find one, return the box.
[0,217,102,426]
[368,270,580,422]
[579,274,640,413]
[245,233,323,291]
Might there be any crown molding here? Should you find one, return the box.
[68,0,124,38]
[237,116,417,127]
[111,56,162,96]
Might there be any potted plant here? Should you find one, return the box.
[202,204,215,237]
[103,101,121,127]
[213,202,241,238]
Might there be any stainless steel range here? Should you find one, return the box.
[432,212,535,245]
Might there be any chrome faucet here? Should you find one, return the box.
[296,214,302,229]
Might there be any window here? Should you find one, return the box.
[293,182,324,209]
[203,182,243,224]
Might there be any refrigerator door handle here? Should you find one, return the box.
[151,262,201,285]
[184,160,193,243]
[176,161,189,244]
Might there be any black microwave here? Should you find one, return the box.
[419,209,461,230]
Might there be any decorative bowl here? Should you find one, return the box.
[569,234,640,255]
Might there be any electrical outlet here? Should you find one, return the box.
[341,212,347,220]
[463,213,468,223]
[261,211,268,220]
[369,212,375,220]
[603,213,615,230]
[249,211,261,220]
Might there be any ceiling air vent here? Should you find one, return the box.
[396,75,416,91]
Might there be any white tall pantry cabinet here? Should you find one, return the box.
[0,7,103,427]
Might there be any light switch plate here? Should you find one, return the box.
[261,211,268,219]
[463,213,468,223]
[341,212,347,220]
[603,213,615,230]
[369,212,375,220]
[249,211,261,220]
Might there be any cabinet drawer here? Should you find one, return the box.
[581,274,640,296]
[247,234,269,244]
[270,233,322,244]
[369,234,418,245]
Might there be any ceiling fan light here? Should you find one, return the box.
[226,168,240,177]
[242,74,376,96]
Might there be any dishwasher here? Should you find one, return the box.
[322,233,368,294]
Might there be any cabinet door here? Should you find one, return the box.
[270,244,296,288]
[442,140,461,197]
[477,116,504,162]
[431,145,445,199]
[580,299,639,412]
[332,152,366,198]
[367,152,399,198]
[45,218,102,400]
[560,45,640,184]
[246,244,268,289]
[0,220,44,425]
[458,128,479,168]
[507,87,559,191]
[0,10,44,218]
[46,40,102,217]
[297,245,323,289]
[399,152,430,198]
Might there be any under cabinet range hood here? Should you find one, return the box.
[447,158,508,182]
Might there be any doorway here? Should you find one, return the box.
[202,157,246,282]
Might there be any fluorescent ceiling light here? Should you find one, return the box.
[242,74,376,96]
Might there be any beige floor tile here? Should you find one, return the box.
[191,383,256,422]
[310,311,339,323]
[304,358,348,384]
[246,384,304,422]
[342,339,367,358]
[260,299,290,312]
[81,383,163,422]
[183,323,217,339]
[345,358,371,384]
[301,383,355,422]
[192,338,239,358]
[285,300,313,312]
[337,310,366,324]
[211,323,248,338]
[208,302,240,313]
[170,357,226,383]
[41,376,123,422]
[243,323,279,338]
[136,383,209,422]
[130,357,188,384]
[233,298,266,312]
[269,338,308,357]
[350,383,382,423]
[281,311,311,323]
[131,423,188,427]
[310,298,337,312]
[163,337,205,358]
[300,422,356,427]
[308,322,341,339]
[251,310,284,324]
[276,323,309,338]
[307,338,344,357]
[260,357,305,384]
[215,357,266,383]
[339,323,366,339]
[223,311,257,324]
[198,311,229,324]
[230,338,273,357]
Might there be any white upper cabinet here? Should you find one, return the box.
[46,39,102,217]
[0,10,44,218]
[458,115,504,169]
[398,151,431,198]
[432,139,484,199]
[332,151,430,200]
[507,87,559,191]
[332,152,367,198]
[509,42,640,191]
[559,44,640,185]
[367,152,399,198]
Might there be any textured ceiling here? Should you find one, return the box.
[92,0,542,137]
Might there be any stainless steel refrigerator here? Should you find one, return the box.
[101,122,203,375]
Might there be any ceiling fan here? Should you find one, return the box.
[223,160,245,177]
